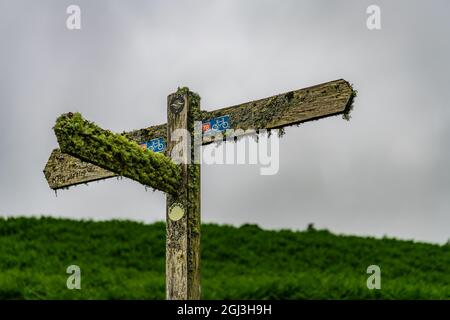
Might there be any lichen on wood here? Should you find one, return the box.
[203,78,355,133]
[342,84,358,121]
[53,112,181,195]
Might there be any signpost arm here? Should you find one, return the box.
[166,88,201,300]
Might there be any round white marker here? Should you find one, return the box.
[169,203,185,221]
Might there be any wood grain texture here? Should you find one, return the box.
[165,90,201,300]
[43,149,117,189]
[44,79,354,189]
[205,78,353,130]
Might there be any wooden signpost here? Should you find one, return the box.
[43,79,356,300]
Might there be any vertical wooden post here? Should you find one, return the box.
[166,89,201,300]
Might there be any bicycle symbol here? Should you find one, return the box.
[147,138,166,153]
[212,116,230,131]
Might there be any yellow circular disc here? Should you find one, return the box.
[169,204,184,221]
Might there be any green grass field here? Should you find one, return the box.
[0,217,448,299]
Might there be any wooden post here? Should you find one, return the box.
[166,89,201,300]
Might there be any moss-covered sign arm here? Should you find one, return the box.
[53,112,181,195]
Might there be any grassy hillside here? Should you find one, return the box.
[0,217,448,299]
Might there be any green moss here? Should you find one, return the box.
[343,85,358,121]
[184,89,202,236]
[53,112,181,195]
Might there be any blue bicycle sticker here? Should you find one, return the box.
[140,137,166,153]
[202,115,231,136]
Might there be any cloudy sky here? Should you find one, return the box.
[1,0,449,244]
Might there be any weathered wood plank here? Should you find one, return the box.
[43,149,117,189]
[204,78,354,131]
[53,112,181,195]
[44,79,355,189]
[166,89,201,300]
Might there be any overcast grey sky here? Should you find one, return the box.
[1,0,449,244]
